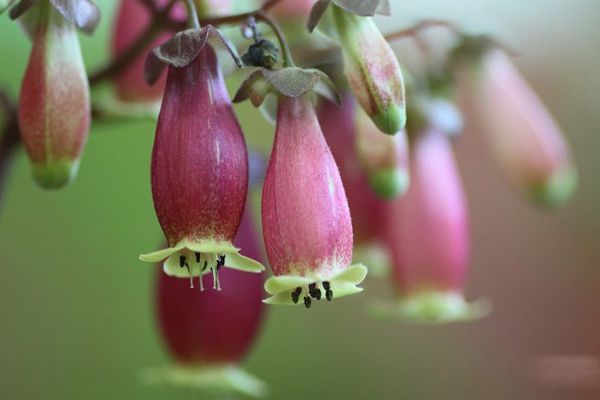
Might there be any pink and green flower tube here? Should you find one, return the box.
[375,128,489,323]
[262,94,367,308]
[139,44,264,288]
[111,0,181,103]
[145,211,267,397]
[355,108,410,199]
[455,46,577,206]
[18,0,90,189]
[332,4,406,135]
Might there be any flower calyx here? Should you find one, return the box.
[144,25,243,85]
[307,0,390,32]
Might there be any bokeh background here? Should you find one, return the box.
[1,0,599,399]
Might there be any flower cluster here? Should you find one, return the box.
[0,2,579,395]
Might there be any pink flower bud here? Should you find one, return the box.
[150,211,267,396]
[140,44,264,288]
[18,1,90,188]
[318,94,385,246]
[457,49,576,206]
[377,128,488,322]
[262,94,367,307]
[111,0,181,102]
[332,5,406,135]
[355,108,410,199]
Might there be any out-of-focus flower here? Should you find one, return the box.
[373,128,488,323]
[355,108,410,199]
[139,42,263,288]
[18,0,90,188]
[453,40,577,206]
[145,211,267,397]
[332,4,406,135]
[262,94,367,307]
[111,0,181,103]
[194,0,232,16]
[270,0,314,21]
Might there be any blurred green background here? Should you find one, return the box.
[1,0,599,399]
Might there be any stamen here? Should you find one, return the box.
[325,289,333,301]
[179,255,193,288]
[291,287,302,304]
[202,260,208,271]
[308,283,322,300]
[212,267,222,291]
[322,281,331,291]
[303,296,312,309]
[198,273,204,291]
[195,252,201,263]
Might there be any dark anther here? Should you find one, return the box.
[216,255,226,270]
[308,283,322,300]
[303,296,312,309]
[195,252,201,263]
[202,260,208,271]
[291,287,302,304]
[179,255,187,268]
[322,281,331,291]
[326,289,334,302]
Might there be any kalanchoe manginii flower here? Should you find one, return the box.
[452,37,577,206]
[355,108,410,199]
[111,0,179,103]
[262,94,367,307]
[17,0,90,189]
[374,128,489,323]
[139,28,264,288]
[145,212,267,397]
[330,4,406,135]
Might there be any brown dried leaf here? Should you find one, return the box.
[232,69,271,107]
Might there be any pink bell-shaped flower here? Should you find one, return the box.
[111,0,171,102]
[139,42,264,288]
[455,46,576,206]
[376,128,488,323]
[18,0,90,188]
[146,211,267,397]
[262,94,367,307]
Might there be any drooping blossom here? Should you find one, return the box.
[377,128,488,322]
[454,43,576,206]
[18,0,90,188]
[140,39,264,288]
[262,93,367,307]
[332,4,406,135]
[147,211,267,397]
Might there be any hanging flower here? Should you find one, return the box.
[111,0,179,102]
[374,128,488,323]
[145,211,267,397]
[453,38,577,206]
[355,107,410,199]
[17,0,90,188]
[139,29,264,288]
[262,93,367,307]
[331,4,406,135]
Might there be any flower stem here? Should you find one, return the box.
[184,0,201,30]
[255,11,294,68]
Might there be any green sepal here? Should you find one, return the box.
[369,291,491,324]
[233,67,340,107]
[352,243,390,279]
[141,364,268,398]
[371,104,407,135]
[263,263,367,305]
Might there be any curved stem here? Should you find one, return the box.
[255,11,294,68]
[184,0,201,29]
[0,92,19,211]
[384,19,462,42]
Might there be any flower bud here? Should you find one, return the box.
[140,44,264,288]
[332,5,406,135]
[148,211,267,397]
[18,1,90,188]
[355,108,410,199]
[262,94,367,307]
[455,47,576,206]
[375,128,488,323]
[111,0,182,102]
